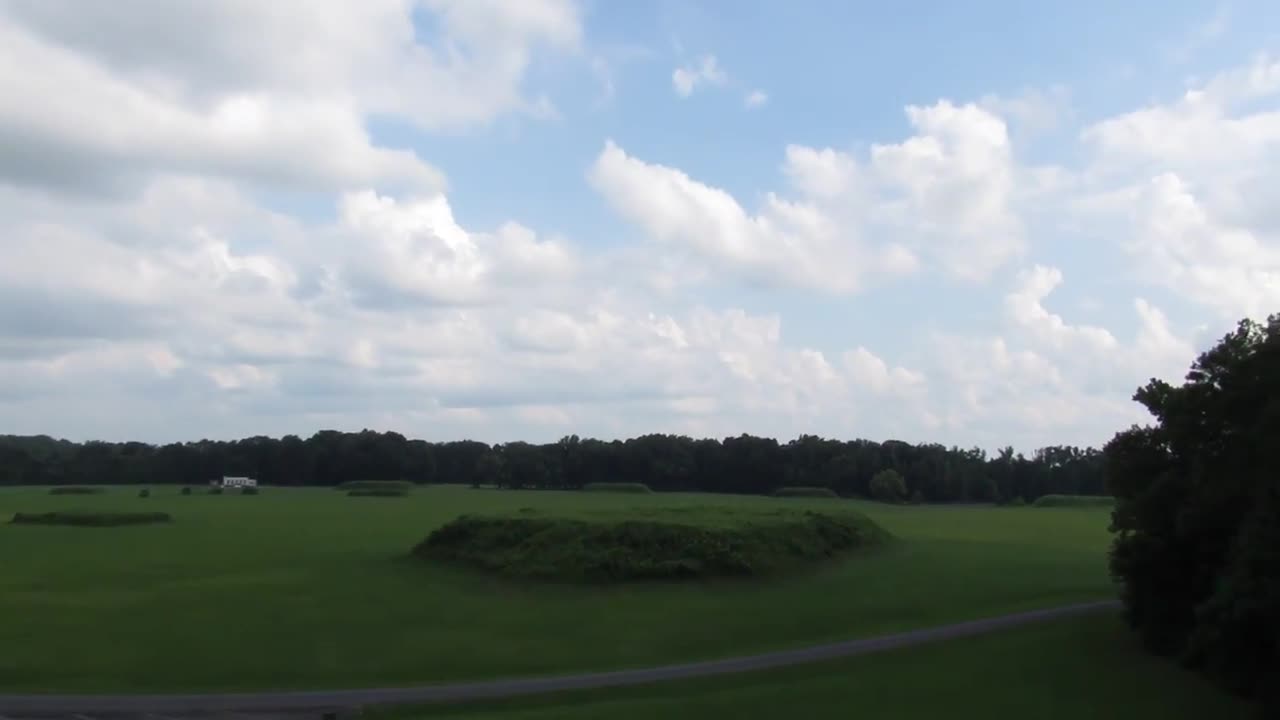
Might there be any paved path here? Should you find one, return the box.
[0,600,1120,717]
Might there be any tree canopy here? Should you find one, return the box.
[0,430,1104,504]
[1105,315,1280,707]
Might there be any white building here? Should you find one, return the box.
[220,476,258,488]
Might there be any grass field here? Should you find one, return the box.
[378,614,1252,720]
[0,485,1115,693]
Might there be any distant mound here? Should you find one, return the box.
[1032,494,1115,508]
[773,486,839,498]
[336,480,413,493]
[582,482,652,494]
[11,511,171,527]
[348,488,409,497]
[415,507,889,583]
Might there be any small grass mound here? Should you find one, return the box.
[1033,494,1115,508]
[241,486,260,495]
[348,488,410,498]
[208,487,223,495]
[11,511,172,527]
[48,486,104,495]
[773,486,839,498]
[581,482,652,494]
[415,508,889,583]
[336,480,413,493]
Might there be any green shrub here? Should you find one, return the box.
[348,488,409,498]
[909,489,925,505]
[415,510,890,583]
[1032,494,1115,508]
[581,482,652,494]
[181,486,192,496]
[208,487,223,495]
[138,488,151,498]
[241,486,259,496]
[336,480,413,493]
[1009,496,1027,507]
[11,511,171,527]
[773,486,838,498]
[48,486,103,495]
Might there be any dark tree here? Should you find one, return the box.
[1105,315,1280,703]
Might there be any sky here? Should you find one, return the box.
[2,0,1279,452]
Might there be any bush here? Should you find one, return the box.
[773,486,838,498]
[11,511,172,527]
[415,510,890,583]
[241,486,259,495]
[1032,494,1114,508]
[208,487,223,495]
[869,469,907,503]
[348,488,409,498]
[1009,496,1027,507]
[180,486,192,495]
[581,482,652,494]
[336,480,413,493]
[138,488,151,498]
[48,486,103,495]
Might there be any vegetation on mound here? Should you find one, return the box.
[773,486,839,498]
[1033,494,1114,508]
[415,510,889,582]
[337,480,413,492]
[11,511,172,527]
[582,482,652,494]
[348,488,410,497]
[48,486,104,495]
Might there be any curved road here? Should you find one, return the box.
[0,600,1120,716]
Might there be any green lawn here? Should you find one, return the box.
[377,614,1254,720]
[0,485,1115,693]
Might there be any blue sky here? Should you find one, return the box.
[1,1,1278,451]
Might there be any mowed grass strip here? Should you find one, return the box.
[378,614,1253,720]
[0,485,1116,693]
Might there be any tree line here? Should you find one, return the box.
[0,430,1105,503]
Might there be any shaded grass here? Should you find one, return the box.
[773,486,839,498]
[581,482,652,494]
[11,511,171,527]
[416,510,887,582]
[0,485,1116,692]
[48,486,104,495]
[378,614,1253,720]
[1033,494,1115,508]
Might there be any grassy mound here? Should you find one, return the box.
[415,508,889,583]
[1033,494,1115,508]
[48,486,104,495]
[348,488,410,497]
[582,482,652,494]
[11,511,172,527]
[773,486,839,498]
[337,480,413,493]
